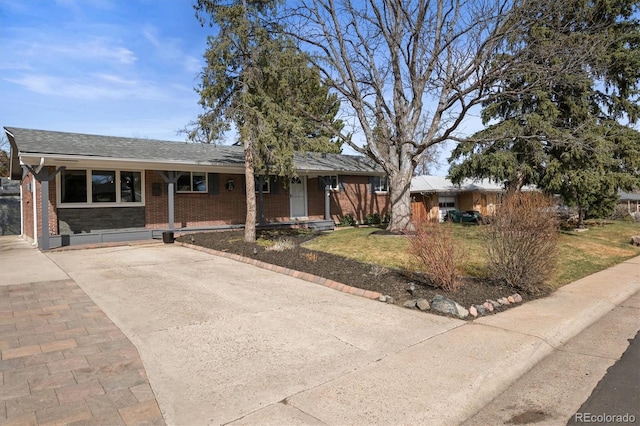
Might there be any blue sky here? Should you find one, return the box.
[0,0,210,141]
[0,0,460,174]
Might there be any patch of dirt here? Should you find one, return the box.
[177,229,545,318]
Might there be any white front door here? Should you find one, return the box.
[289,176,308,218]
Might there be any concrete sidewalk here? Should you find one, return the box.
[1,235,639,425]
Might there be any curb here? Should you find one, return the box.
[175,241,384,301]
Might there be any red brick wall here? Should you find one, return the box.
[308,176,390,223]
[21,168,59,241]
[23,170,391,236]
[21,173,34,240]
[145,171,252,228]
[145,172,390,228]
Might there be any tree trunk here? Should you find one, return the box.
[386,163,414,233]
[577,206,585,228]
[244,140,257,243]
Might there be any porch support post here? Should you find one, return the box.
[324,185,331,221]
[157,171,184,230]
[24,165,66,251]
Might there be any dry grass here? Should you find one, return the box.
[265,238,297,252]
[303,220,640,289]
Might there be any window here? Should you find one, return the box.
[255,176,270,193]
[92,171,116,202]
[59,169,144,206]
[177,172,207,193]
[61,170,87,203]
[372,176,389,192]
[120,171,142,202]
[439,196,456,209]
[319,175,339,190]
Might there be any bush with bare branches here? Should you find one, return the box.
[484,192,559,293]
[408,219,465,291]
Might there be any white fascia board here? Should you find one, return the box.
[297,169,384,177]
[18,153,382,176]
[18,153,246,174]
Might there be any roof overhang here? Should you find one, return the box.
[17,152,247,174]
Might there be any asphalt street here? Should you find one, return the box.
[568,330,639,425]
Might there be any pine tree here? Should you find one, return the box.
[188,0,342,241]
[449,0,640,224]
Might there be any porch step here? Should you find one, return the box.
[305,220,336,231]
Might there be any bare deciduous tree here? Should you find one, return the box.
[285,0,569,232]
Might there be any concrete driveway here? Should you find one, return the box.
[4,236,638,425]
[46,243,464,425]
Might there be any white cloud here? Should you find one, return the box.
[184,55,203,74]
[5,73,166,101]
[6,37,137,66]
[140,25,203,73]
[142,25,161,48]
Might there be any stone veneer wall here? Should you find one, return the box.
[58,207,146,234]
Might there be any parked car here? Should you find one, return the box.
[444,209,484,224]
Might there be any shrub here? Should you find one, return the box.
[365,213,382,225]
[338,213,356,227]
[408,218,465,291]
[483,192,559,293]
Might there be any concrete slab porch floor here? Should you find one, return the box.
[1,235,639,425]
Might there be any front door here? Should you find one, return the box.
[289,176,308,218]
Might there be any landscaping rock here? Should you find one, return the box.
[632,235,640,246]
[385,296,395,304]
[469,306,478,317]
[488,299,501,309]
[431,295,468,319]
[416,298,430,311]
[513,293,523,303]
[378,295,387,302]
[475,304,487,316]
[507,295,516,304]
[498,297,510,305]
[483,301,494,312]
[403,299,417,308]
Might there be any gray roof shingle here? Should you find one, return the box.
[5,127,383,175]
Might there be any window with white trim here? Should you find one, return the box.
[372,176,389,192]
[59,169,143,206]
[177,172,207,193]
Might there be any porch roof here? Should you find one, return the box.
[5,127,383,179]
[619,190,640,201]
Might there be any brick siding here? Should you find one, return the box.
[21,169,390,237]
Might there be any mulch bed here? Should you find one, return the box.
[177,228,545,317]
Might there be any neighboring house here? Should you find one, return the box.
[6,127,389,249]
[0,177,21,235]
[410,175,508,222]
[618,190,640,214]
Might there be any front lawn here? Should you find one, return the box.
[303,220,640,289]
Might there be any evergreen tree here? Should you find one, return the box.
[449,0,640,224]
[188,0,342,241]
